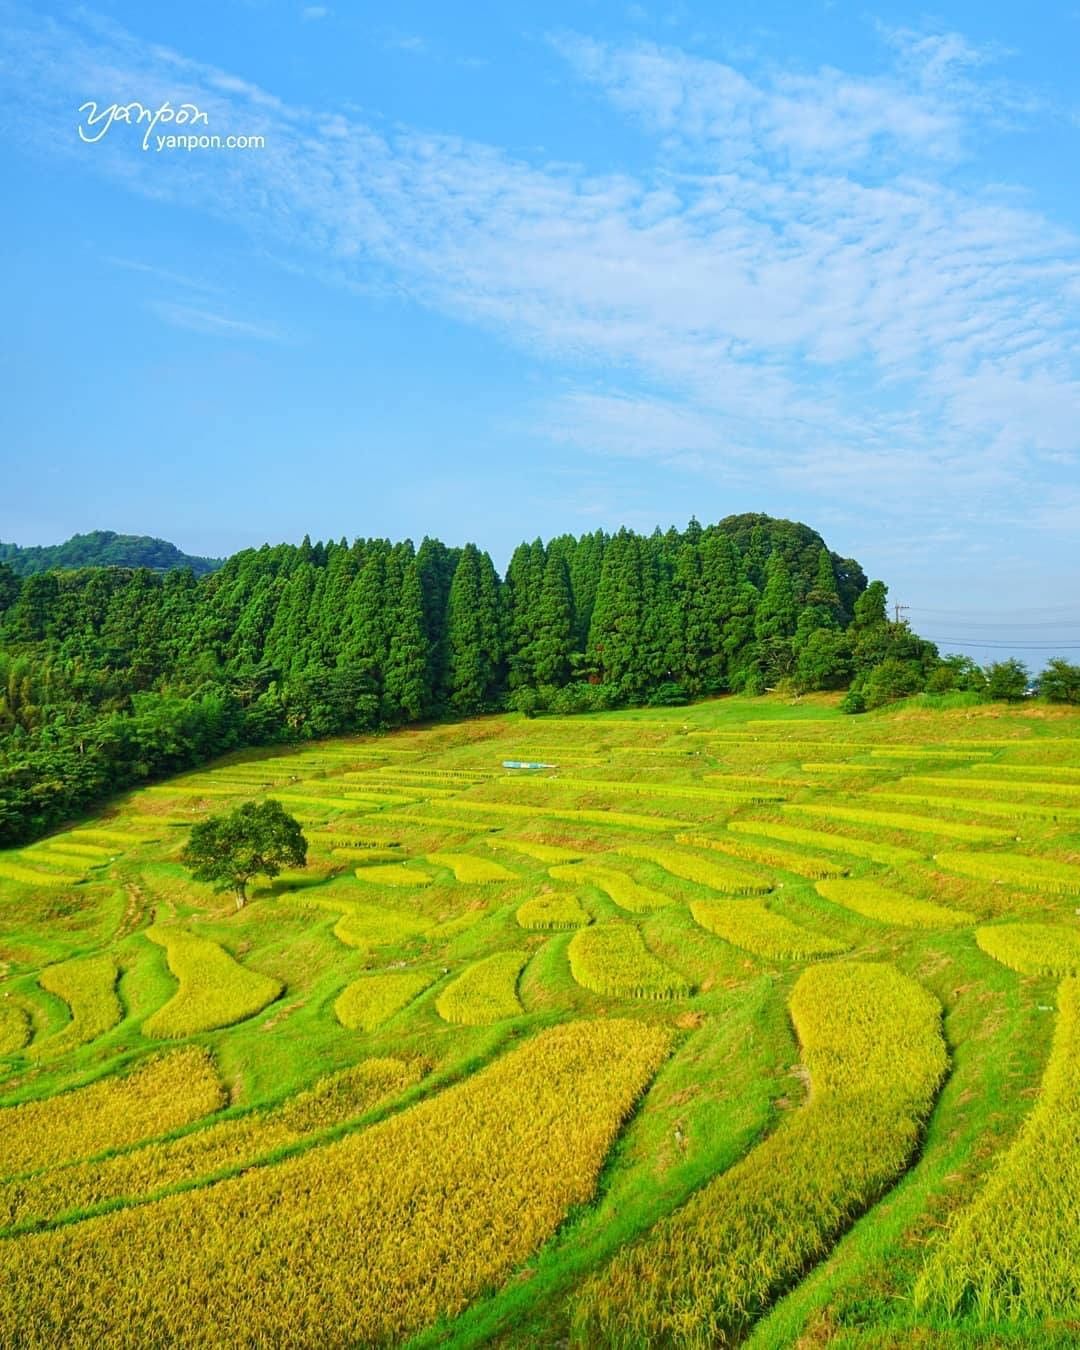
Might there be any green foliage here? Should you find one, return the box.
[181,799,307,907]
[1040,658,1080,704]
[0,531,221,577]
[985,658,1030,701]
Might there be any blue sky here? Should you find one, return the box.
[2,0,1079,668]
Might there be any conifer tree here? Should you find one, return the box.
[383,560,429,721]
[446,545,502,713]
[532,550,574,686]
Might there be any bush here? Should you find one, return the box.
[1040,658,1080,705]
[646,681,689,707]
[985,658,1029,701]
[840,689,866,715]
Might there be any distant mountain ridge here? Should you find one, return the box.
[0,530,222,577]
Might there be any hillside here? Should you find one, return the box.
[0,530,222,577]
[0,695,1077,1344]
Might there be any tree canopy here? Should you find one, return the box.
[181,799,307,908]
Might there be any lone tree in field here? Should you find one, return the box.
[181,799,307,909]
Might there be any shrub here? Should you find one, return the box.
[574,963,946,1347]
[568,923,691,1000]
[142,927,282,1038]
[839,689,867,715]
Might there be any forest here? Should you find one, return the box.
[0,511,1053,847]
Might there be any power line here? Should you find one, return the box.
[925,638,1080,650]
[909,603,1080,617]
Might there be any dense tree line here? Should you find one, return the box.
[0,510,1066,847]
[0,530,221,577]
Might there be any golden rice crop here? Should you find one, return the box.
[0,1048,224,1178]
[351,863,433,886]
[70,828,154,847]
[426,853,517,883]
[0,1004,30,1055]
[334,971,435,1030]
[142,927,282,1038]
[378,812,501,832]
[870,747,995,759]
[297,899,430,951]
[0,1019,670,1347]
[0,1058,420,1235]
[0,858,71,886]
[815,879,974,928]
[872,790,1080,823]
[574,962,946,1347]
[330,847,402,864]
[517,777,784,805]
[933,851,1080,896]
[801,763,893,774]
[782,803,1011,844]
[488,839,584,864]
[568,923,691,999]
[915,976,1080,1322]
[974,923,1080,977]
[618,844,773,896]
[674,832,848,880]
[516,894,591,930]
[30,955,121,1060]
[969,764,1080,781]
[550,862,673,913]
[690,901,849,960]
[435,951,529,1024]
[903,775,1080,799]
[27,839,111,860]
[417,799,687,831]
[17,849,88,876]
[728,820,923,866]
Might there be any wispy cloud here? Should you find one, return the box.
[148,301,284,341]
[301,7,330,23]
[1,5,1078,547]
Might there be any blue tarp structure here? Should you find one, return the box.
[502,760,556,770]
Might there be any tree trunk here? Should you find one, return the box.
[235,884,247,910]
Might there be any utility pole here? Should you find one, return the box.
[893,603,909,625]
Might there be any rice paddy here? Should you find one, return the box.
[3,693,1080,1344]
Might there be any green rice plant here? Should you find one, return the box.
[334,972,435,1030]
[27,839,111,860]
[70,828,156,847]
[969,764,1080,781]
[574,962,946,1346]
[869,747,995,759]
[515,778,784,805]
[142,927,282,1038]
[434,951,529,1024]
[0,1058,421,1235]
[378,813,502,833]
[330,847,402,864]
[801,763,893,774]
[487,839,584,864]
[516,894,591,930]
[618,844,773,896]
[549,863,673,913]
[915,976,1080,1322]
[728,820,923,866]
[416,799,688,831]
[782,803,1011,844]
[690,901,849,960]
[815,879,974,928]
[0,1004,30,1056]
[674,833,848,880]
[934,850,1080,896]
[567,923,692,999]
[274,793,383,812]
[0,1048,225,1178]
[30,955,121,1060]
[974,923,1080,977]
[872,790,1080,822]
[0,858,72,887]
[17,850,89,876]
[0,1020,669,1347]
[425,853,517,883]
[351,863,433,887]
[326,905,430,952]
[903,775,1080,799]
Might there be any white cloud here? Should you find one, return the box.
[301,6,329,21]
[1,5,1078,547]
[148,302,284,341]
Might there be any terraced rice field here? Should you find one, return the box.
[2,693,1080,1345]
